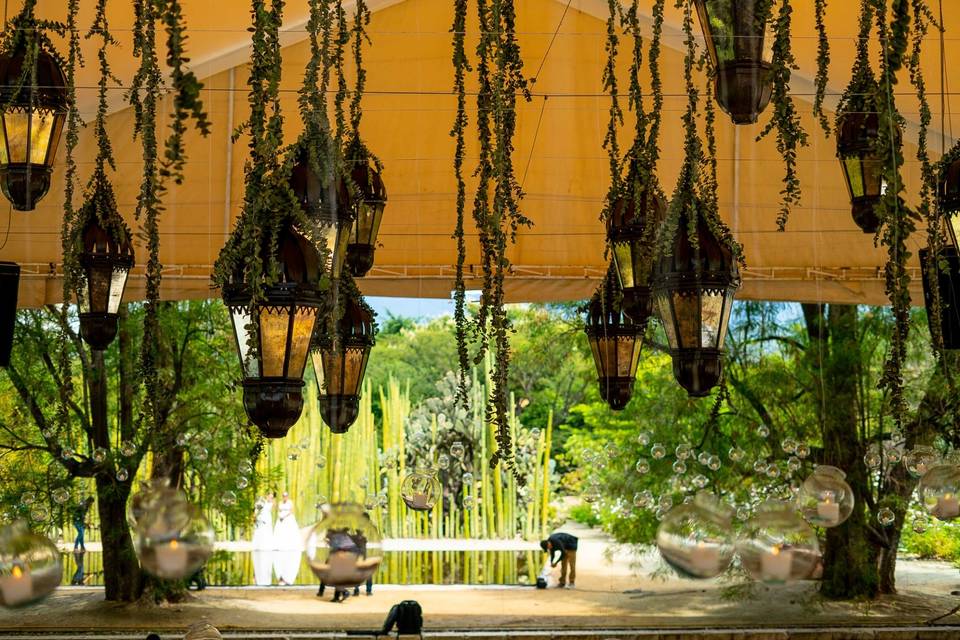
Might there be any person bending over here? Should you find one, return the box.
[540,531,578,588]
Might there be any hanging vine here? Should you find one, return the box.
[813,0,831,135]
[451,0,471,405]
[758,0,808,231]
[343,0,384,207]
[600,0,623,228]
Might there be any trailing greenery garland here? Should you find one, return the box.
[0,0,66,98]
[757,0,808,231]
[600,0,623,225]
[813,0,831,135]
[451,0,470,406]
[342,0,384,202]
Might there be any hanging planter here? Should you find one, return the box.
[583,265,643,411]
[0,2,68,211]
[693,0,773,125]
[920,246,960,350]
[311,276,376,434]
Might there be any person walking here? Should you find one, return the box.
[72,497,94,552]
[540,531,578,588]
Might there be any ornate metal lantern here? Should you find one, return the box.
[583,265,644,411]
[0,45,67,211]
[76,190,135,351]
[311,282,376,433]
[0,262,18,367]
[937,145,960,248]
[836,108,894,234]
[652,210,740,397]
[223,226,325,438]
[693,0,773,125]
[345,154,386,278]
[920,246,960,350]
[290,150,353,280]
[607,174,667,325]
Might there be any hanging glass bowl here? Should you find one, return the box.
[0,521,61,607]
[134,488,214,580]
[796,465,855,528]
[919,462,960,521]
[736,500,820,583]
[903,445,939,478]
[401,467,442,511]
[656,492,735,579]
[307,503,382,588]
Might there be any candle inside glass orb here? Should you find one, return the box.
[761,545,793,582]
[155,539,189,576]
[816,491,840,523]
[0,565,32,606]
[936,493,960,519]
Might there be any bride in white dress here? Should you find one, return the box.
[273,491,302,585]
[252,493,275,586]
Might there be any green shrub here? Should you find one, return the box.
[569,502,601,528]
[900,518,960,561]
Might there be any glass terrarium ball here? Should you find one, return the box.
[756,424,770,438]
[51,488,70,505]
[650,443,667,460]
[885,446,903,464]
[864,444,882,469]
[287,449,300,462]
[316,455,327,470]
[707,455,721,471]
[175,432,190,447]
[116,468,129,482]
[236,476,250,490]
[307,503,382,588]
[753,459,768,473]
[92,447,108,463]
[30,507,48,523]
[795,443,810,459]
[0,522,61,607]
[903,445,939,478]
[462,471,474,485]
[529,427,541,440]
[191,448,208,462]
[765,463,781,479]
[782,438,797,454]
[796,465,855,528]
[787,456,801,473]
[728,447,745,463]
[656,492,735,580]
[877,507,896,526]
[436,453,450,470]
[633,490,653,508]
[238,460,254,475]
[919,462,960,521]
[135,488,214,580]
[221,491,238,507]
[400,468,441,511]
[604,442,619,459]
[637,431,651,446]
[912,514,930,534]
[692,474,709,489]
[736,501,821,583]
[697,452,710,466]
[450,441,466,460]
[582,483,602,504]
[672,460,687,475]
[675,444,692,460]
[635,458,650,474]
[120,440,137,457]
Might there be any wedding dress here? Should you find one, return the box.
[251,498,275,551]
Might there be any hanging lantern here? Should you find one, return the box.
[656,492,735,579]
[693,0,773,125]
[919,460,960,521]
[0,521,61,607]
[306,503,383,588]
[652,211,740,397]
[607,175,667,325]
[938,146,960,248]
[796,465,855,528]
[736,500,821,583]
[311,282,376,434]
[920,247,960,349]
[345,153,386,278]
[76,196,135,351]
[290,150,353,280]
[835,106,897,234]
[223,225,325,439]
[583,265,644,411]
[903,445,939,478]
[401,467,442,512]
[0,262,18,367]
[0,45,67,211]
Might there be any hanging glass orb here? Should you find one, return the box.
[606,170,667,324]
[462,471,474,485]
[286,448,299,462]
[51,488,69,505]
[30,506,48,523]
[400,467,441,511]
[753,459,768,473]
[672,460,687,475]
[221,491,238,507]
[529,427,541,440]
[692,474,709,489]
[584,264,644,410]
[885,445,903,465]
[436,453,450,470]
[634,490,653,509]
[697,451,710,466]
[919,462,960,521]
[796,465,855,528]
[0,522,60,607]
[116,468,129,482]
[675,444,692,460]
[912,514,930,534]
[707,455,722,471]
[450,441,465,460]
[904,445,939,478]
[693,0,773,124]
[236,477,249,490]
[736,501,821,583]
[637,432,651,446]
[656,492,735,579]
[344,144,387,278]
[652,211,740,397]
[650,443,666,460]
[311,280,376,435]
[0,42,67,211]
[877,507,896,526]
[223,225,325,438]
[76,201,135,351]
[290,150,353,280]
[765,463,781,479]
[781,438,797,454]
[120,440,137,457]
[864,444,882,470]
[795,443,810,459]
[307,503,382,588]
[787,456,801,473]
[728,447,745,463]
[756,424,770,438]
[316,455,327,470]
[238,460,254,475]
[134,488,214,580]
[635,458,650,474]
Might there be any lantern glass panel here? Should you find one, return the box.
[3,112,28,163]
[695,0,773,66]
[0,125,8,164]
[657,293,678,349]
[621,336,641,377]
[843,157,865,198]
[718,294,732,347]
[258,306,291,378]
[287,307,318,379]
[230,307,258,378]
[351,202,384,246]
[107,267,128,314]
[319,219,349,279]
[613,242,636,288]
[700,292,724,349]
[947,215,960,249]
[673,293,700,349]
[29,112,56,165]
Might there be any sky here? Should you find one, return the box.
[367,296,455,322]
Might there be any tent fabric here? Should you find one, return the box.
[4,0,958,308]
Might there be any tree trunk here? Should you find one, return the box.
[89,349,142,601]
[803,304,880,599]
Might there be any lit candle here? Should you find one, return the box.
[816,493,840,524]
[0,565,33,606]
[155,539,189,577]
[687,542,720,575]
[760,545,793,582]
[410,492,430,510]
[936,493,960,519]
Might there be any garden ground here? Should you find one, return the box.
[6,522,960,634]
